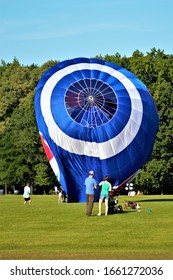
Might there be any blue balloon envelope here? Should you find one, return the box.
[35,57,159,202]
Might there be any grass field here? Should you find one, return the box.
[0,194,173,260]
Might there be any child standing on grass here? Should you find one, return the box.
[97,176,112,216]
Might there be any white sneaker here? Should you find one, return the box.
[97,213,101,216]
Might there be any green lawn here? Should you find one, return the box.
[0,194,173,260]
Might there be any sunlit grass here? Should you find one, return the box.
[0,194,173,260]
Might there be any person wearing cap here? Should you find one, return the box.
[85,171,97,216]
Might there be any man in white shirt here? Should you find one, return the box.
[23,183,32,205]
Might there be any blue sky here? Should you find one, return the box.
[1,0,173,66]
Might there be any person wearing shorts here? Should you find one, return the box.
[23,183,32,205]
[97,176,112,216]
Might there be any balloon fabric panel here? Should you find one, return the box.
[35,57,159,202]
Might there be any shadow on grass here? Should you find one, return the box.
[122,210,142,214]
[92,212,125,216]
[92,211,139,216]
[136,198,173,203]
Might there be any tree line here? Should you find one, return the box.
[0,48,172,195]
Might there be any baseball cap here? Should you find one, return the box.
[89,170,94,175]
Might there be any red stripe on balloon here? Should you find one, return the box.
[39,133,53,161]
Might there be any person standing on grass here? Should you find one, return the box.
[85,170,97,216]
[97,175,112,216]
[23,183,32,205]
[54,185,58,195]
[58,185,64,203]
[56,180,65,203]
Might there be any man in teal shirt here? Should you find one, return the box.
[85,171,97,216]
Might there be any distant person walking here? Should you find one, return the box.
[85,171,97,216]
[58,185,64,203]
[23,183,32,205]
[55,181,65,203]
[97,176,112,216]
[54,185,58,195]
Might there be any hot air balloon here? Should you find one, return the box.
[34,57,159,202]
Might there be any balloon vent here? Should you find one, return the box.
[65,78,117,127]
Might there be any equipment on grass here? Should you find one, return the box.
[108,189,123,214]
